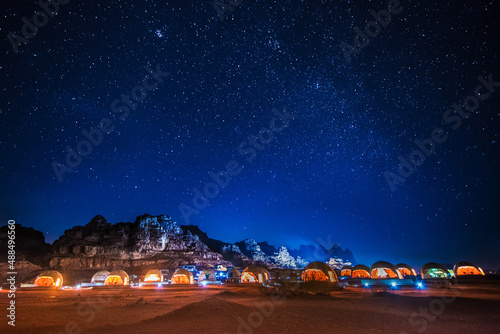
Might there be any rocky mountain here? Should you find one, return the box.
[48,214,228,271]
[0,214,356,284]
[288,243,357,268]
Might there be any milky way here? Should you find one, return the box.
[1,0,499,269]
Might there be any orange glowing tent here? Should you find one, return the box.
[104,270,129,285]
[144,270,163,282]
[370,261,402,279]
[340,265,353,277]
[302,262,338,283]
[351,265,371,278]
[171,269,194,284]
[453,261,485,276]
[396,263,417,277]
[34,271,63,287]
[241,266,270,283]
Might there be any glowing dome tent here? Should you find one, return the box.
[241,266,270,283]
[226,268,241,282]
[421,263,451,279]
[34,271,63,287]
[171,269,194,284]
[144,270,163,282]
[302,262,338,283]
[198,269,216,282]
[91,270,110,284]
[104,270,129,285]
[340,266,353,277]
[396,263,417,277]
[370,261,403,279]
[454,261,485,276]
[351,265,371,278]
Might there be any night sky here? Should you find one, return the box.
[1,0,499,270]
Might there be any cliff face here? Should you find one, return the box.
[180,225,277,268]
[48,214,228,271]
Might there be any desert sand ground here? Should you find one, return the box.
[1,283,499,334]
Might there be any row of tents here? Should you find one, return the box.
[339,261,485,280]
[31,260,485,288]
[30,265,271,288]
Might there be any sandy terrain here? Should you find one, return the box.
[1,284,499,334]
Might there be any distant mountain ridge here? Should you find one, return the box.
[1,214,356,272]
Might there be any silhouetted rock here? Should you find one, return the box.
[0,224,51,264]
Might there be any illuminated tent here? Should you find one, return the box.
[198,269,216,282]
[302,262,338,283]
[91,270,110,284]
[340,266,353,277]
[396,263,417,277]
[454,261,485,276]
[104,270,129,285]
[351,265,371,278]
[421,263,451,279]
[226,268,241,282]
[241,266,270,283]
[144,270,163,282]
[34,271,63,287]
[171,269,194,284]
[370,261,402,279]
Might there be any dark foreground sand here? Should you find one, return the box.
[1,284,499,334]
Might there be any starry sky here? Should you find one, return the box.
[1,0,499,270]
